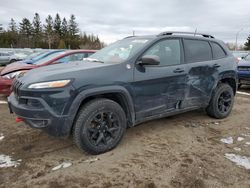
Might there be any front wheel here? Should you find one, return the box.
[73,98,126,154]
[206,83,234,119]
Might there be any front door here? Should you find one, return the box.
[133,38,188,120]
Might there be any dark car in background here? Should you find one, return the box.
[237,52,250,88]
[232,51,249,62]
[8,32,237,154]
[0,49,96,96]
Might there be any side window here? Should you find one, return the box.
[69,53,85,61]
[56,55,70,63]
[86,52,94,57]
[211,42,226,59]
[143,39,181,66]
[184,39,212,63]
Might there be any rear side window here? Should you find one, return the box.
[211,42,226,59]
[184,39,212,63]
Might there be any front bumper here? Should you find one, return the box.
[0,76,12,96]
[8,93,72,137]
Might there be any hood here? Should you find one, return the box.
[0,60,36,76]
[20,61,112,84]
[238,59,250,67]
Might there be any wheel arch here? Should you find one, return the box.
[67,86,135,134]
[213,71,238,95]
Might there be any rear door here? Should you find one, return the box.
[133,38,188,119]
[183,39,218,107]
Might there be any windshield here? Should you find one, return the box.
[25,51,47,60]
[88,37,152,64]
[32,51,66,65]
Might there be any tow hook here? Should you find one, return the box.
[16,117,23,123]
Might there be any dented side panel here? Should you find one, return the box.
[133,64,188,119]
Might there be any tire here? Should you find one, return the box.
[238,83,242,90]
[9,59,16,64]
[206,83,234,119]
[73,98,126,154]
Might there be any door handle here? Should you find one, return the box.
[213,64,221,68]
[173,68,184,73]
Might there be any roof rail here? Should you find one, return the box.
[157,31,215,39]
[123,36,136,39]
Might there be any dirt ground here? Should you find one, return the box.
[0,88,250,188]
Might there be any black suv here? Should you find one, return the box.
[8,32,237,154]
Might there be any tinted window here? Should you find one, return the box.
[184,39,212,63]
[143,39,181,66]
[211,42,226,59]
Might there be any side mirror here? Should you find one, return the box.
[137,55,160,66]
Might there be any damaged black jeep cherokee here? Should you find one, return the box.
[8,32,238,154]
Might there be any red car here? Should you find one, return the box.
[0,49,96,96]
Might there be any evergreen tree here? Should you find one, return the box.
[8,18,18,47]
[68,14,79,37]
[8,18,18,33]
[44,15,54,49]
[0,13,105,49]
[19,18,33,47]
[0,24,3,33]
[244,35,250,50]
[53,13,62,36]
[33,13,42,47]
[61,17,68,37]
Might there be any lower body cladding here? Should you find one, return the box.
[8,93,72,137]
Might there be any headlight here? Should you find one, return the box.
[28,80,71,89]
[2,71,26,79]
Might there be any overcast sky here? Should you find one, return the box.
[1,0,250,45]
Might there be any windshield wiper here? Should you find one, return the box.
[84,58,104,63]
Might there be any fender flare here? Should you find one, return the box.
[66,85,135,131]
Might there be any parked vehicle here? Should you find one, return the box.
[0,50,64,96]
[8,32,237,154]
[232,51,249,62]
[0,50,95,96]
[237,52,250,87]
[0,52,20,66]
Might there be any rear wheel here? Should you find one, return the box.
[9,59,16,63]
[73,98,126,154]
[206,83,234,119]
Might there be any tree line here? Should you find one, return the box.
[244,35,250,50]
[0,13,105,49]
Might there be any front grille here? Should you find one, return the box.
[12,79,23,97]
[238,66,250,71]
